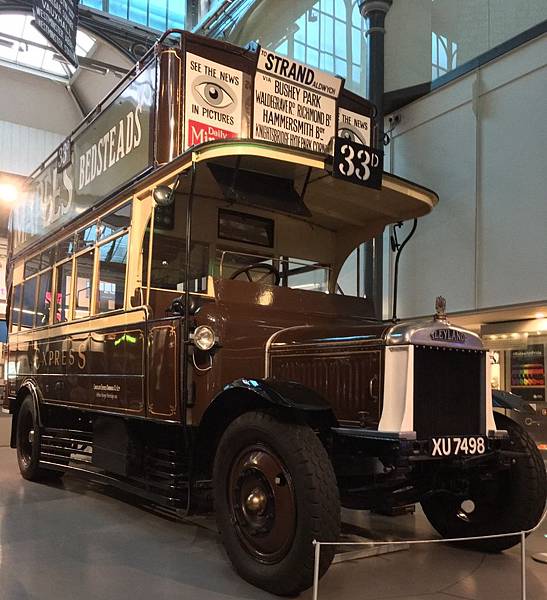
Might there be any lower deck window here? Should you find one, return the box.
[55,262,72,323]
[20,277,37,329]
[10,284,22,332]
[36,269,53,327]
[74,251,94,319]
[98,234,128,313]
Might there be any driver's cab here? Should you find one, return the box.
[139,142,436,320]
[142,183,359,320]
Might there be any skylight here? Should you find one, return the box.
[0,13,95,80]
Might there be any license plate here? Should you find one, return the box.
[430,436,487,457]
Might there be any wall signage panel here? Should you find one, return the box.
[510,344,545,403]
[33,0,79,68]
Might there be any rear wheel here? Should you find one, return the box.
[213,411,340,596]
[421,413,546,551]
[16,396,63,482]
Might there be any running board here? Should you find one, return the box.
[39,426,190,512]
[39,459,190,513]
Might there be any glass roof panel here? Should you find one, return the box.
[0,13,95,80]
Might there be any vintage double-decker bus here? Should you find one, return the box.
[4,31,545,596]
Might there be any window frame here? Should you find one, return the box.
[96,230,130,315]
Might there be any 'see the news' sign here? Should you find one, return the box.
[333,138,383,190]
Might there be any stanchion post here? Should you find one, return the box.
[521,531,526,600]
[313,541,321,600]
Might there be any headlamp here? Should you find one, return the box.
[192,325,216,351]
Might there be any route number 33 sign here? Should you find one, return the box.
[333,137,383,190]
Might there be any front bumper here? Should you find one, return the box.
[330,426,516,509]
[332,426,510,457]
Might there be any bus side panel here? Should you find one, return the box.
[34,322,148,416]
[147,318,180,421]
[65,332,91,408]
[83,323,147,415]
[38,337,63,404]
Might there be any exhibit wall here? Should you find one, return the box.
[386,33,547,318]
[0,66,76,175]
[384,0,547,91]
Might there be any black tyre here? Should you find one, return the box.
[421,412,546,552]
[16,396,63,482]
[213,411,340,596]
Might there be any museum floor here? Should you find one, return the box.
[0,444,546,600]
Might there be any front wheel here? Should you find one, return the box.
[213,411,340,596]
[421,413,546,552]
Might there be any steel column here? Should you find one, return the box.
[359,0,392,319]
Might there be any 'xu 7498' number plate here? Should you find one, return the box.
[430,436,487,457]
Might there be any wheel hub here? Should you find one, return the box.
[245,488,268,513]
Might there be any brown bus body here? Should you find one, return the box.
[6,280,386,424]
[4,31,544,597]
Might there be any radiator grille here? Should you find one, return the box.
[270,350,380,423]
[413,345,485,437]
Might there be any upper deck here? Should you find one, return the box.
[9,30,437,263]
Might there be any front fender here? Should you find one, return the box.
[191,378,337,486]
[223,378,335,414]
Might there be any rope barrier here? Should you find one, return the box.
[311,509,547,600]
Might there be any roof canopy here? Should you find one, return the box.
[145,139,438,278]
[167,138,437,233]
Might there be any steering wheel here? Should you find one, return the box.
[229,262,281,285]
